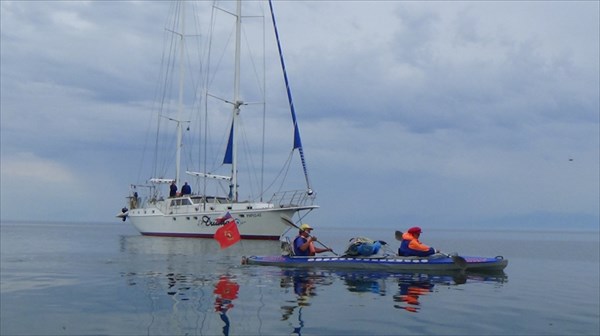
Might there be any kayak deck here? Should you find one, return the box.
[242,255,508,272]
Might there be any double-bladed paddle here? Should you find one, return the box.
[395,230,467,269]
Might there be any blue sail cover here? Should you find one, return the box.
[293,123,302,149]
[269,0,311,189]
[223,123,233,164]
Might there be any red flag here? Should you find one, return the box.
[214,220,241,249]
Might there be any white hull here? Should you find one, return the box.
[126,194,317,240]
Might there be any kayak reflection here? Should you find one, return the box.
[340,271,390,295]
[276,269,507,319]
[393,273,438,313]
[279,270,334,335]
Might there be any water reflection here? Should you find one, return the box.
[279,270,335,335]
[275,269,507,320]
[119,234,282,259]
[121,270,240,336]
[118,235,286,335]
[213,276,239,336]
[391,272,507,312]
[394,274,437,313]
[340,272,389,295]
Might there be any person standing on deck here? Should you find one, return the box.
[169,181,178,198]
[181,182,191,195]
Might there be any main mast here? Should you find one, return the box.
[175,0,186,187]
[230,0,242,202]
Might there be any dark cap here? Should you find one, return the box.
[408,226,422,234]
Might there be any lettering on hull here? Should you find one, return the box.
[201,215,246,227]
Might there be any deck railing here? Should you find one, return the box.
[269,190,317,207]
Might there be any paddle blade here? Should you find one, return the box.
[452,255,468,269]
[395,231,404,241]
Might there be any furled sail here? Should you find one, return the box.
[268,0,312,192]
[223,123,234,165]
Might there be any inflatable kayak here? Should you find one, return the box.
[241,254,508,272]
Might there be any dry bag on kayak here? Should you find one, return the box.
[344,237,383,256]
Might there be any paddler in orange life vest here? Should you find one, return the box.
[398,226,437,257]
[293,223,333,256]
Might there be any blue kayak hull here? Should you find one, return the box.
[242,255,508,272]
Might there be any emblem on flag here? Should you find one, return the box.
[214,213,241,249]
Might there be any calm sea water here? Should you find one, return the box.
[1,221,598,336]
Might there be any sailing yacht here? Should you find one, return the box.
[118,1,317,240]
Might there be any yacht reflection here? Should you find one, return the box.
[121,270,241,336]
[214,276,239,336]
[118,234,282,335]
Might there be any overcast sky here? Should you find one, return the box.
[1,0,598,231]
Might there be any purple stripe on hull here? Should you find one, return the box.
[141,232,280,240]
